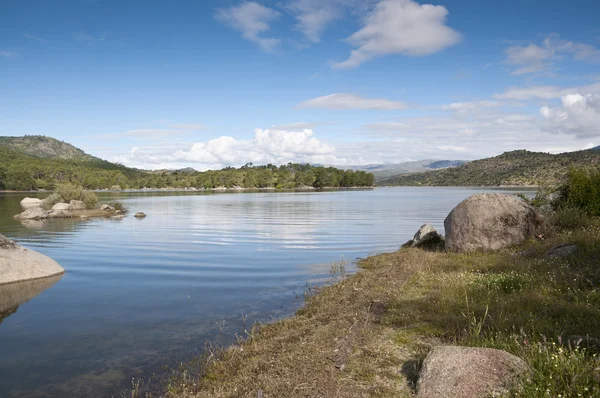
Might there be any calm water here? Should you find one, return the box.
[0,188,534,397]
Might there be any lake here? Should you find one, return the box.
[0,187,534,397]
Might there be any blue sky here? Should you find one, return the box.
[1,0,600,169]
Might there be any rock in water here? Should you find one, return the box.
[417,346,529,398]
[0,234,65,285]
[134,212,147,218]
[69,200,87,210]
[20,197,43,209]
[52,202,71,211]
[100,204,115,211]
[444,193,538,252]
[14,207,49,220]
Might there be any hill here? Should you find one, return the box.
[379,149,600,187]
[0,135,100,161]
[0,136,374,191]
[336,159,466,181]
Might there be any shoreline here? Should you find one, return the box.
[155,217,600,398]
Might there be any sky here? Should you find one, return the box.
[1,0,600,170]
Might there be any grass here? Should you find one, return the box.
[135,215,600,398]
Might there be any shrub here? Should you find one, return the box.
[553,168,600,216]
[108,201,127,212]
[41,193,62,210]
[550,206,592,229]
[53,182,99,209]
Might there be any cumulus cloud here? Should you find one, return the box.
[114,128,346,170]
[541,94,600,138]
[494,83,600,100]
[299,93,407,110]
[331,0,461,69]
[215,2,281,52]
[504,35,600,75]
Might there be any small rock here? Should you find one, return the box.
[52,202,70,211]
[100,204,115,211]
[20,197,43,209]
[111,215,126,220]
[417,346,529,398]
[544,244,578,259]
[134,212,147,218]
[14,207,49,220]
[68,200,87,211]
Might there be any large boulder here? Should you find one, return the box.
[52,202,71,211]
[14,207,48,220]
[444,194,539,252]
[417,346,529,398]
[0,234,65,285]
[20,197,43,209]
[69,200,87,210]
[48,209,73,218]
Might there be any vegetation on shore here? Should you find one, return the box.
[134,170,600,398]
[379,149,600,187]
[0,137,374,191]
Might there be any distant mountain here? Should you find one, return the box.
[340,159,466,181]
[592,145,600,150]
[0,135,99,161]
[379,149,600,187]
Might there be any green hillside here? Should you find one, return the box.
[0,136,374,191]
[0,135,100,161]
[379,149,600,187]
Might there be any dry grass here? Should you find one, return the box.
[151,218,600,398]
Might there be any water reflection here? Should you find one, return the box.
[0,275,63,324]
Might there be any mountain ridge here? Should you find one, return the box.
[379,149,600,187]
[0,135,100,162]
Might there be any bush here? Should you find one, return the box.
[53,182,99,209]
[554,168,600,216]
[550,206,592,229]
[108,201,127,212]
[41,193,62,210]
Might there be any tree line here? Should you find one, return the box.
[0,147,374,191]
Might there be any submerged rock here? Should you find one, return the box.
[20,197,43,209]
[14,207,49,220]
[134,212,147,218]
[417,346,529,398]
[0,234,65,285]
[445,194,539,252]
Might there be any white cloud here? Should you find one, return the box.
[215,2,281,52]
[286,0,341,43]
[494,83,600,100]
[505,44,554,75]
[115,128,345,170]
[504,35,600,75]
[331,0,461,69]
[541,93,600,138]
[299,93,407,110]
[442,100,500,112]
